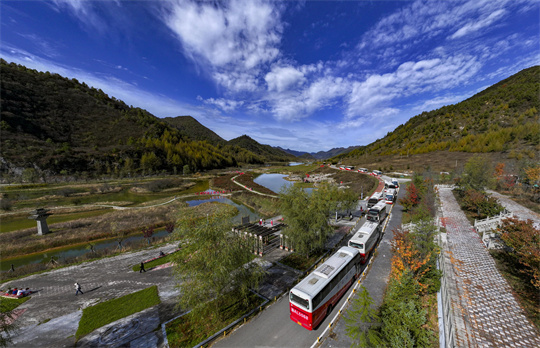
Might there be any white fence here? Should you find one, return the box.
[474,210,513,249]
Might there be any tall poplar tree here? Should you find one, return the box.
[278,182,357,256]
[172,208,265,318]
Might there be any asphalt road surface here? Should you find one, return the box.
[213,184,405,348]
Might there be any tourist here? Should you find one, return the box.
[140,262,146,273]
[16,289,24,297]
[75,282,83,296]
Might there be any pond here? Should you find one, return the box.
[185,190,260,224]
[254,174,313,194]
[253,174,293,194]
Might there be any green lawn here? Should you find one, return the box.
[132,254,174,272]
[166,292,264,348]
[76,285,160,339]
[0,296,31,313]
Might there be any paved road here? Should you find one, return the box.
[1,244,180,347]
[213,188,404,348]
[487,189,540,228]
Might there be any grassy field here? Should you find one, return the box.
[0,295,31,313]
[76,285,160,339]
[166,291,264,348]
[0,208,113,234]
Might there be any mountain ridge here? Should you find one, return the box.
[333,65,539,164]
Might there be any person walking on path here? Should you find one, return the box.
[140,261,146,273]
[75,282,83,296]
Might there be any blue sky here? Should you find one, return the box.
[2,0,539,152]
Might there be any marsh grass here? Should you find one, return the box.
[0,202,185,258]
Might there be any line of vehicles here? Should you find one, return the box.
[289,180,396,330]
[338,165,383,177]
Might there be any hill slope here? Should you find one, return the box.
[228,135,295,162]
[162,116,225,143]
[335,66,539,164]
[0,60,288,178]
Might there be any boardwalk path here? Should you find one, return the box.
[438,187,540,347]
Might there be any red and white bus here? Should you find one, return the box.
[289,246,361,330]
[384,188,396,204]
[348,221,382,264]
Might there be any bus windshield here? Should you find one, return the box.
[368,210,378,216]
[349,241,364,250]
[290,292,310,310]
[386,194,393,201]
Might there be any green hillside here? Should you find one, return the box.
[228,135,295,162]
[0,60,290,178]
[162,116,225,143]
[336,66,539,163]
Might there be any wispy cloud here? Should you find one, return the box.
[162,0,284,92]
[346,55,482,118]
[197,96,244,112]
[51,0,108,34]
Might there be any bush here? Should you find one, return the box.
[458,188,504,219]
[0,198,13,211]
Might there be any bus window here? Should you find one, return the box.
[348,241,364,250]
[290,292,309,310]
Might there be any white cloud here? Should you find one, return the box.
[197,96,244,112]
[51,0,108,34]
[163,0,284,92]
[450,9,506,39]
[346,55,482,118]
[265,65,305,92]
[266,75,350,121]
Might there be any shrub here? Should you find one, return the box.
[498,217,540,289]
[0,198,13,211]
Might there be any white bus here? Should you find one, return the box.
[385,188,396,204]
[289,246,361,330]
[367,192,382,208]
[367,201,388,222]
[348,221,382,264]
[389,178,399,189]
[357,168,368,173]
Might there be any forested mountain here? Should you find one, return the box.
[0,60,291,178]
[276,145,359,160]
[334,66,539,162]
[228,135,295,162]
[162,116,225,143]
